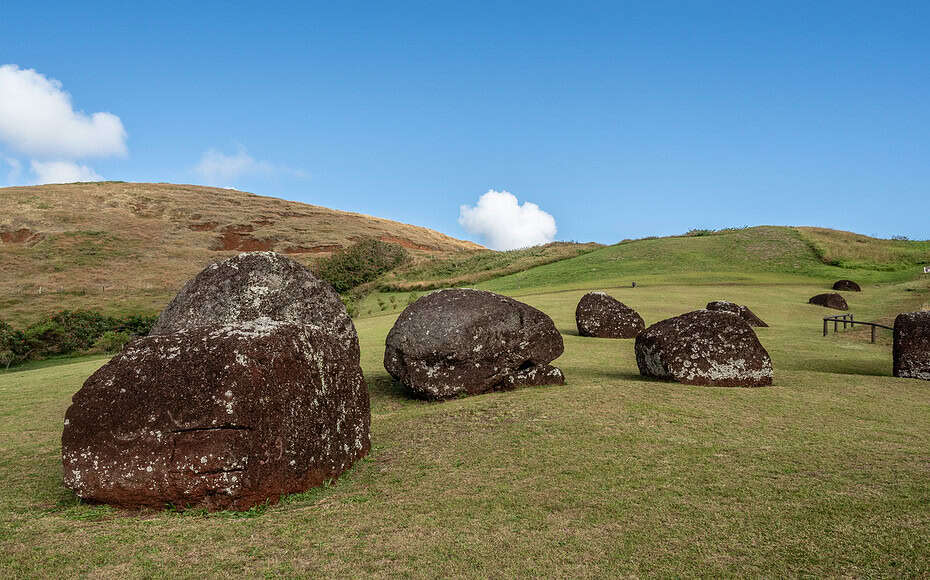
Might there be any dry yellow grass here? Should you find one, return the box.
[797,226,930,271]
[0,182,482,326]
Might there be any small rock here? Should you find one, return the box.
[575,292,645,338]
[635,310,773,387]
[808,293,849,310]
[832,280,862,292]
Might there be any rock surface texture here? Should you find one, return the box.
[635,309,773,387]
[575,292,645,338]
[151,251,357,358]
[808,293,849,310]
[384,289,565,400]
[705,300,768,327]
[893,311,930,381]
[62,252,370,510]
[832,279,862,292]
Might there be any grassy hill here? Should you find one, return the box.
[2,231,929,576]
[481,226,929,294]
[357,226,930,317]
[0,182,483,326]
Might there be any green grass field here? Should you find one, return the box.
[2,229,929,577]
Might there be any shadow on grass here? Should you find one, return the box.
[367,374,419,403]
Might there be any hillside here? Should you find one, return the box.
[478,226,930,294]
[0,182,483,325]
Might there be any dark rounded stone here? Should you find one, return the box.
[384,289,565,400]
[808,293,849,310]
[152,251,358,362]
[832,279,862,292]
[893,311,930,380]
[635,309,773,387]
[63,251,370,511]
[705,300,768,327]
[62,322,370,510]
[575,292,645,338]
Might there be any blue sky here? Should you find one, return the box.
[1,1,928,247]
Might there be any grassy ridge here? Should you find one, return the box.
[478,227,927,295]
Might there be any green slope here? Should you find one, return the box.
[478,226,928,294]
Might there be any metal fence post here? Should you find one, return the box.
[823,319,828,337]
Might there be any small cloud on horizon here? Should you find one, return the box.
[459,189,557,251]
[30,160,102,184]
[193,145,306,188]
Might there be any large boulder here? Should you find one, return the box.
[575,292,645,338]
[833,279,861,292]
[808,293,848,310]
[635,310,773,387]
[893,311,930,380]
[384,289,565,400]
[62,252,370,511]
[151,251,358,361]
[705,300,768,327]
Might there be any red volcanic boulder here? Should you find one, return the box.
[635,310,773,387]
[62,252,370,511]
[152,251,358,360]
[575,292,645,338]
[384,289,564,400]
[62,322,369,510]
[893,311,930,380]
[832,279,861,292]
[705,300,768,327]
[808,293,848,310]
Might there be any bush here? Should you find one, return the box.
[0,320,23,369]
[316,239,409,293]
[686,228,715,237]
[0,310,156,369]
[93,331,133,353]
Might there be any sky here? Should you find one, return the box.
[0,1,928,249]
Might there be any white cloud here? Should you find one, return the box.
[0,64,127,159]
[30,160,102,184]
[193,146,306,188]
[459,189,557,250]
[194,147,274,186]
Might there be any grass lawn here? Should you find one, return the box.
[2,265,928,577]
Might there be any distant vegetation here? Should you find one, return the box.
[315,238,409,293]
[0,310,156,369]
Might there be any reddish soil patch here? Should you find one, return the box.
[1,228,41,244]
[212,225,273,251]
[379,235,436,251]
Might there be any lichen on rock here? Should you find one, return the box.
[635,309,773,387]
[384,289,565,400]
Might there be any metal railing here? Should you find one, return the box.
[823,314,892,343]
